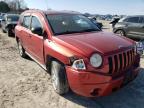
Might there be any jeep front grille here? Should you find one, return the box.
[108,49,135,76]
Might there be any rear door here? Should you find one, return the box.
[29,14,44,64]
[20,14,32,53]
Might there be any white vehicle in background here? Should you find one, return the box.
[0,15,3,27]
[1,14,19,37]
[136,41,144,56]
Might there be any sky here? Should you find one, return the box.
[25,0,144,15]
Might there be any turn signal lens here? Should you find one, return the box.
[72,59,86,70]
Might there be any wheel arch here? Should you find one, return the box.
[114,28,127,36]
[45,55,67,74]
[15,36,19,43]
[114,28,126,36]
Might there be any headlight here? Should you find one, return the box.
[72,59,86,70]
[90,53,102,68]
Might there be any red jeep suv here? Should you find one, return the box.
[15,10,140,97]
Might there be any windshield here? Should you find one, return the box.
[7,15,19,22]
[47,14,100,35]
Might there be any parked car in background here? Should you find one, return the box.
[15,10,140,97]
[113,15,144,41]
[0,15,4,27]
[113,15,144,55]
[136,41,143,55]
[1,14,19,36]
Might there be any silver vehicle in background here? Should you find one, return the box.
[1,14,19,37]
[136,40,144,56]
[0,15,4,27]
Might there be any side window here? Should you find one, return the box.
[22,16,31,29]
[126,17,139,23]
[142,17,144,23]
[139,17,143,23]
[31,16,42,29]
[19,15,24,25]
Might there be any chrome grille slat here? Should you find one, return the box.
[127,51,130,66]
[114,55,118,73]
[119,54,123,71]
[108,49,134,75]
[123,52,127,68]
[108,57,113,74]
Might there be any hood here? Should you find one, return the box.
[56,31,134,57]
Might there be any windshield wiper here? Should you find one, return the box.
[55,29,99,35]
[80,29,99,32]
[55,31,81,35]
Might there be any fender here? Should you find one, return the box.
[44,39,75,65]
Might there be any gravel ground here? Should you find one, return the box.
[0,30,144,108]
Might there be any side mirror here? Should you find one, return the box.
[43,31,48,39]
[31,27,43,36]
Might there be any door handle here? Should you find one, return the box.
[28,34,32,37]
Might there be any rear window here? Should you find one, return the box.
[22,16,31,29]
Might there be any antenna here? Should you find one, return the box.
[45,0,49,10]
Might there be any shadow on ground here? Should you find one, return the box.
[63,68,144,108]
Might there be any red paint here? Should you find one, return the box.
[15,10,140,97]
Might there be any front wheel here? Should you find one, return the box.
[8,29,14,37]
[17,40,27,58]
[2,29,6,33]
[51,61,69,95]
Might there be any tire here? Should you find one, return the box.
[51,60,69,95]
[8,29,13,37]
[17,40,27,58]
[115,30,125,36]
[2,29,6,33]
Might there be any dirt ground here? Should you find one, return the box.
[0,29,144,108]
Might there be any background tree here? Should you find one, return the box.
[0,1,10,13]
[8,0,27,12]
[4,0,28,13]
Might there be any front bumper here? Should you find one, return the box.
[66,66,140,97]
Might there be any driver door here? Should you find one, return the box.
[29,15,44,64]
